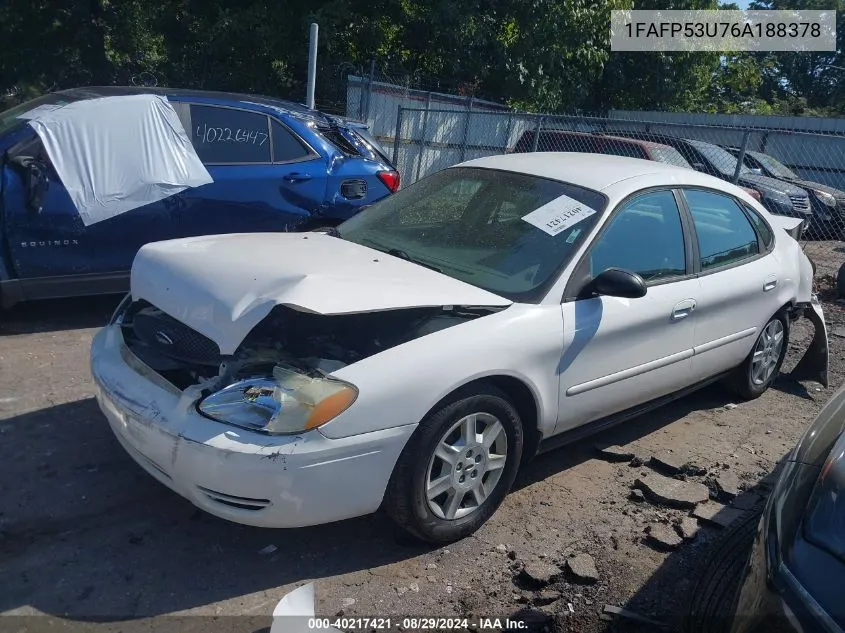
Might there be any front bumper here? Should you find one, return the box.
[90,325,415,528]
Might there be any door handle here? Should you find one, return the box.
[671,298,697,321]
[283,173,312,183]
[763,277,778,292]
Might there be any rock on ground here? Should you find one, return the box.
[635,472,710,509]
[519,561,560,587]
[566,553,599,584]
[715,472,742,499]
[649,453,684,475]
[693,502,747,528]
[677,517,700,540]
[645,523,683,550]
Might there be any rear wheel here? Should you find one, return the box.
[726,313,788,401]
[384,386,523,543]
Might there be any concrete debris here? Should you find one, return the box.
[635,472,710,509]
[534,589,561,606]
[677,517,700,540]
[495,544,508,553]
[566,553,599,584]
[445,585,453,594]
[426,562,438,570]
[649,454,684,475]
[693,502,747,528]
[715,472,742,499]
[595,444,636,462]
[629,456,645,467]
[341,598,356,608]
[519,561,560,587]
[409,582,420,593]
[602,605,670,629]
[724,403,738,410]
[630,489,645,502]
[645,523,683,550]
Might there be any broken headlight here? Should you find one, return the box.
[197,364,358,435]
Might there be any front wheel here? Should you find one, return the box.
[726,313,789,401]
[383,386,523,543]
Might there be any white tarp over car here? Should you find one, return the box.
[26,94,212,226]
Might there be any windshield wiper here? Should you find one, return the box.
[385,248,443,273]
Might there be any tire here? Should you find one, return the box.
[685,507,763,633]
[726,312,789,401]
[383,385,524,543]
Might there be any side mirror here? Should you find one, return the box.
[691,162,707,172]
[585,268,647,299]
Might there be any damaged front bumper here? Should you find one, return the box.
[790,295,829,389]
[90,325,414,528]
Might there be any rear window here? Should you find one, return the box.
[317,125,362,157]
[600,140,647,159]
[190,104,271,164]
[650,147,692,168]
[513,131,600,153]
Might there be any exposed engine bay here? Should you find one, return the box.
[120,301,501,391]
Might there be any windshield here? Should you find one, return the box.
[749,151,799,180]
[0,93,80,136]
[688,140,751,178]
[338,167,607,302]
[650,146,692,168]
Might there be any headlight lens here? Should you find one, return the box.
[813,190,837,207]
[198,364,358,435]
[804,432,845,562]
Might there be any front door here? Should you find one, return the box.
[2,132,173,279]
[558,189,698,431]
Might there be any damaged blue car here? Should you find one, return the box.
[0,86,399,308]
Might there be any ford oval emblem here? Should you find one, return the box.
[155,331,174,346]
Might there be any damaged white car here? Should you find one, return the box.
[91,153,828,543]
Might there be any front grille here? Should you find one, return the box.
[132,306,220,365]
[197,486,270,511]
[790,194,810,212]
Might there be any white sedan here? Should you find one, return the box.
[91,153,829,543]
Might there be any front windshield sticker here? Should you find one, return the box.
[521,195,597,236]
[16,103,67,120]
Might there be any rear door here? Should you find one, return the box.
[2,132,172,279]
[174,103,328,237]
[681,188,782,382]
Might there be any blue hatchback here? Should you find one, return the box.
[0,86,399,308]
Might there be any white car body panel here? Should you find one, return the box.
[557,280,698,431]
[93,152,826,529]
[130,232,512,355]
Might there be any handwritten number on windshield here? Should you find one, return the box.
[196,123,268,146]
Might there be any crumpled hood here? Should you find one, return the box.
[130,232,512,354]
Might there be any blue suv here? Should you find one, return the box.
[0,86,399,308]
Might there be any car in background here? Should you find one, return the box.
[610,133,814,225]
[512,130,763,201]
[0,86,399,308]
[92,153,826,543]
[725,147,845,238]
[689,381,844,633]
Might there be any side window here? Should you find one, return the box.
[589,190,686,282]
[684,189,760,270]
[271,120,311,163]
[189,105,271,164]
[744,206,774,250]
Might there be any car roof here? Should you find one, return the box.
[53,86,326,121]
[461,152,699,191]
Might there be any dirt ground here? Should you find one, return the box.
[2,242,844,633]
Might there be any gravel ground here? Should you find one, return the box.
[2,244,844,633]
